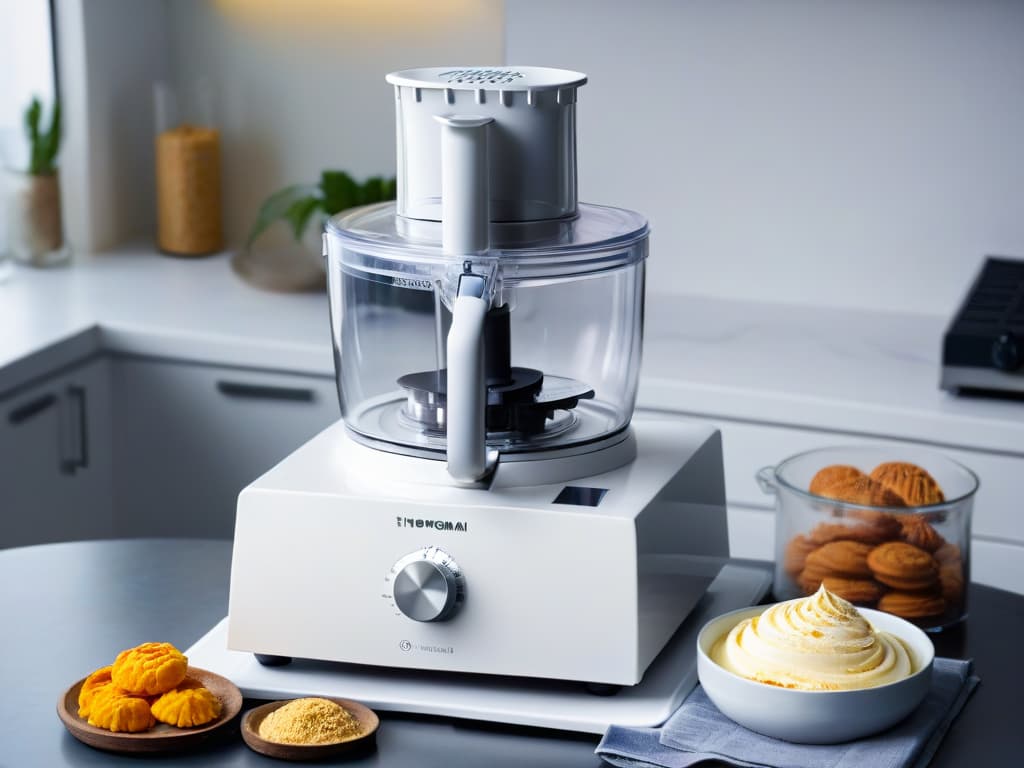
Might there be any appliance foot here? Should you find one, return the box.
[584,682,621,696]
[255,653,292,667]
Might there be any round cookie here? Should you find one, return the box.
[899,515,944,553]
[808,518,898,546]
[867,541,939,590]
[86,686,155,733]
[797,569,824,596]
[939,562,965,604]
[803,540,875,579]
[819,575,887,605]
[846,509,903,537]
[934,542,961,565]
[151,678,223,728]
[878,590,946,619]
[77,665,113,719]
[783,534,818,577]
[111,642,188,696]
[870,462,945,506]
[809,465,865,496]
[816,475,907,508]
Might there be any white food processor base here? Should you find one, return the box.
[186,563,770,734]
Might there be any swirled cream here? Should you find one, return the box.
[711,586,915,690]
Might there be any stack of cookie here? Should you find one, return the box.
[783,461,964,624]
[78,642,223,733]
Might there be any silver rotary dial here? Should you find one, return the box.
[391,547,465,622]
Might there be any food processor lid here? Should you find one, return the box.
[386,66,587,93]
[326,202,649,280]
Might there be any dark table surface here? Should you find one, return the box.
[1,539,1020,766]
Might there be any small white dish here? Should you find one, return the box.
[697,605,935,744]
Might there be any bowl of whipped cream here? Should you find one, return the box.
[697,585,935,743]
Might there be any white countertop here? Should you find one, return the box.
[0,250,334,393]
[641,296,1024,455]
[2,248,1022,454]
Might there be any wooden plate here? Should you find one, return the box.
[57,667,242,753]
[241,697,379,761]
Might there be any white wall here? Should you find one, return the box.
[53,0,171,253]
[506,0,1024,316]
[52,0,503,253]
[167,0,505,248]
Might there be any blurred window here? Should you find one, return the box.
[0,0,57,172]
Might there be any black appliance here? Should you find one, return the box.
[941,256,1024,394]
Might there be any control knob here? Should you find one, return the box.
[391,547,465,622]
[991,331,1021,372]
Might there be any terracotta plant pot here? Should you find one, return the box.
[4,169,69,266]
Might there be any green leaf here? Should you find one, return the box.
[361,176,384,204]
[24,97,62,175]
[320,170,359,215]
[247,171,397,250]
[245,183,319,247]
[25,98,41,140]
[283,196,322,241]
[41,100,61,173]
[25,97,42,174]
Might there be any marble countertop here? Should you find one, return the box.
[2,248,1022,453]
[641,295,1024,453]
[0,250,333,394]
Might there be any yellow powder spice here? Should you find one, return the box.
[155,124,223,256]
[258,698,362,745]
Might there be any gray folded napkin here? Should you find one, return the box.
[597,658,978,768]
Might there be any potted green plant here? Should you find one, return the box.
[234,170,395,291]
[4,96,67,266]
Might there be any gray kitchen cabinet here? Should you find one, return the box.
[0,357,114,547]
[111,357,339,539]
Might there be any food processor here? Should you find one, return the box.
[223,67,742,691]
[328,67,646,485]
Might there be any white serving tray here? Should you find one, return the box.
[187,563,770,734]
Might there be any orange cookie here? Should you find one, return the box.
[846,509,903,537]
[803,540,875,579]
[819,576,887,605]
[816,475,907,508]
[111,642,188,696]
[77,666,113,719]
[870,462,945,506]
[934,542,962,565]
[151,678,223,728]
[808,519,898,546]
[899,516,945,553]
[783,535,818,577]
[867,542,939,590]
[797,569,824,595]
[86,686,155,733]
[878,590,946,619]
[809,465,865,496]
[939,562,965,603]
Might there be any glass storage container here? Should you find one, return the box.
[759,445,977,632]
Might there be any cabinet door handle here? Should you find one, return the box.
[216,381,315,402]
[71,385,89,471]
[8,393,57,425]
[59,385,88,475]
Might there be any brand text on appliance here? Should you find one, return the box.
[396,517,468,532]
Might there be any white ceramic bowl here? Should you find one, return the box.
[696,605,935,744]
